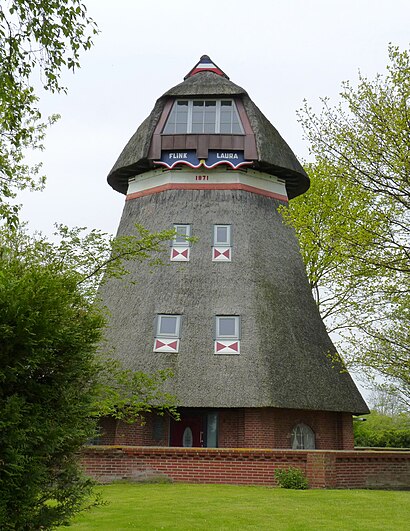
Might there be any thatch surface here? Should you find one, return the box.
[164,71,246,96]
[99,189,368,414]
[107,71,309,199]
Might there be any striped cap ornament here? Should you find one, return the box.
[184,55,228,79]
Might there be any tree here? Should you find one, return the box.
[369,384,408,417]
[0,224,177,530]
[0,0,98,225]
[353,410,410,448]
[282,45,410,405]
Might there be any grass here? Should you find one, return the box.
[64,483,410,530]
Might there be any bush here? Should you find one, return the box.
[354,411,410,448]
[354,429,410,448]
[274,467,309,490]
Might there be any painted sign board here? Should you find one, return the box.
[155,150,252,170]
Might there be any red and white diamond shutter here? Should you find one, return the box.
[212,246,231,262]
[170,246,190,261]
[153,338,180,353]
[214,340,240,354]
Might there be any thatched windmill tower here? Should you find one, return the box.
[99,56,368,449]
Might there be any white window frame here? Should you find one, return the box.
[213,225,231,246]
[155,314,181,338]
[173,224,191,246]
[163,99,244,135]
[215,316,240,340]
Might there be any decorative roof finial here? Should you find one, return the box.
[184,55,229,80]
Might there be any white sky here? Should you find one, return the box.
[17,0,409,400]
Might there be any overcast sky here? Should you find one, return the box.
[19,0,410,237]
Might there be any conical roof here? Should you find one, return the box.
[107,56,310,199]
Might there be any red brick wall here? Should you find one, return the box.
[218,409,245,447]
[99,415,169,446]
[271,409,354,450]
[81,447,410,489]
[98,408,354,450]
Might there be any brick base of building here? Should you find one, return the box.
[97,407,355,450]
[81,446,410,489]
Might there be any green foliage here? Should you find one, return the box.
[0,0,98,224]
[94,365,178,424]
[354,411,410,448]
[0,224,178,529]
[280,160,387,333]
[0,241,103,528]
[1,223,176,300]
[274,467,309,490]
[283,45,410,404]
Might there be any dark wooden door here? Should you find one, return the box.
[170,415,204,447]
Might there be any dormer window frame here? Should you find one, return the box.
[162,99,244,135]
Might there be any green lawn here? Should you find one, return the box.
[64,483,410,530]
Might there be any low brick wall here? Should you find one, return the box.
[81,446,410,489]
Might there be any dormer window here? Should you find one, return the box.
[163,100,244,135]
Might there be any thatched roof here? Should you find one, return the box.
[99,189,368,415]
[107,65,309,199]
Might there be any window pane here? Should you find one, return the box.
[174,225,189,243]
[291,424,315,450]
[192,123,203,133]
[218,317,236,337]
[176,112,188,123]
[175,225,188,236]
[204,123,215,133]
[193,100,204,107]
[204,111,216,124]
[220,123,231,134]
[176,101,188,108]
[205,100,216,108]
[192,112,203,123]
[206,412,218,448]
[232,123,242,134]
[163,106,176,133]
[182,427,193,447]
[159,316,178,335]
[175,123,186,134]
[220,111,232,123]
[221,101,232,107]
[163,123,174,134]
[216,226,228,243]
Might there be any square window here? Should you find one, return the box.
[215,316,240,339]
[156,315,181,338]
[173,224,191,245]
[214,225,231,246]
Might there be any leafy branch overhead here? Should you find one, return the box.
[283,45,410,406]
[0,0,99,224]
